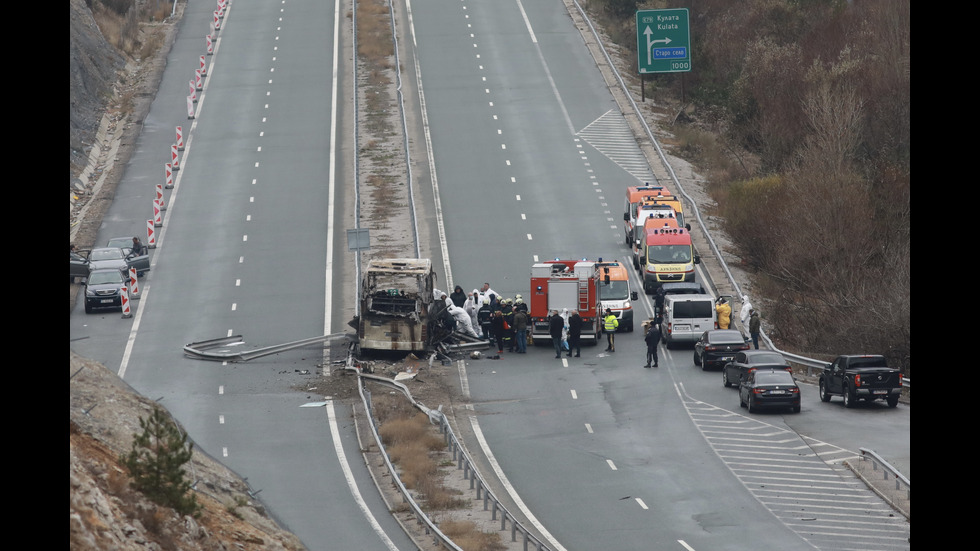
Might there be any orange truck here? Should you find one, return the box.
[639,227,700,293]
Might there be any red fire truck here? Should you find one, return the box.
[529,260,603,345]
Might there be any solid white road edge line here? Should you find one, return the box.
[469,416,570,551]
[326,400,399,551]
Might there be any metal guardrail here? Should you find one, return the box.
[359,370,551,551]
[854,448,910,520]
[183,333,347,362]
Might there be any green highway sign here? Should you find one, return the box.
[636,8,691,74]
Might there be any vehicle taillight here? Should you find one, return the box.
[854,374,862,387]
[789,387,800,393]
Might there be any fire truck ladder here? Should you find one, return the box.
[578,273,590,311]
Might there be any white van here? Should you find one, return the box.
[659,294,717,347]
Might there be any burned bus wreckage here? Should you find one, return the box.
[350,259,488,355]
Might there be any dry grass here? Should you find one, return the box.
[371,393,418,425]
[372,395,469,515]
[357,0,395,60]
[439,520,507,551]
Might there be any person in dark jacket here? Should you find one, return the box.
[450,285,467,308]
[644,321,662,368]
[501,299,515,352]
[477,299,493,340]
[513,309,529,353]
[566,309,583,358]
[549,310,565,359]
[655,286,666,318]
[490,311,506,353]
[749,309,761,349]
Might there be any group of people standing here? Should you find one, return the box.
[441,282,532,354]
[549,308,584,359]
[441,282,763,362]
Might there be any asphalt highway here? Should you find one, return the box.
[407,0,910,550]
[69,0,910,549]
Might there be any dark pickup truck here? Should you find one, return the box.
[819,355,902,408]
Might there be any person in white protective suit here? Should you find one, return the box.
[449,303,479,338]
[739,295,753,327]
[464,290,482,337]
[477,282,498,306]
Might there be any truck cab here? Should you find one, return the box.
[595,260,639,332]
[631,204,679,270]
[624,184,668,246]
[640,227,699,293]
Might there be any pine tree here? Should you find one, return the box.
[122,406,200,516]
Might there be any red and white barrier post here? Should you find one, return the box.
[171,144,180,171]
[195,69,203,91]
[121,286,132,318]
[199,55,207,76]
[207,34,214,55]
[146,220,156,249]
[176,126,184,151]
[165,163,174,189]
[128,267,140,299]
[213,11,221,30]
[153,200,163,227]
[155,183,166,211]
[186,96,195,119]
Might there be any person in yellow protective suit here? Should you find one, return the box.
[716,298,732,330]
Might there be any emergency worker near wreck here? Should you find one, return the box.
[549,310,565,359]
[603,309,618,352]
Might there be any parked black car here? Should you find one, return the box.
[722,350,790,388]
[84,268,128,313]
[694,329,748,370]
[739,368,801,413]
